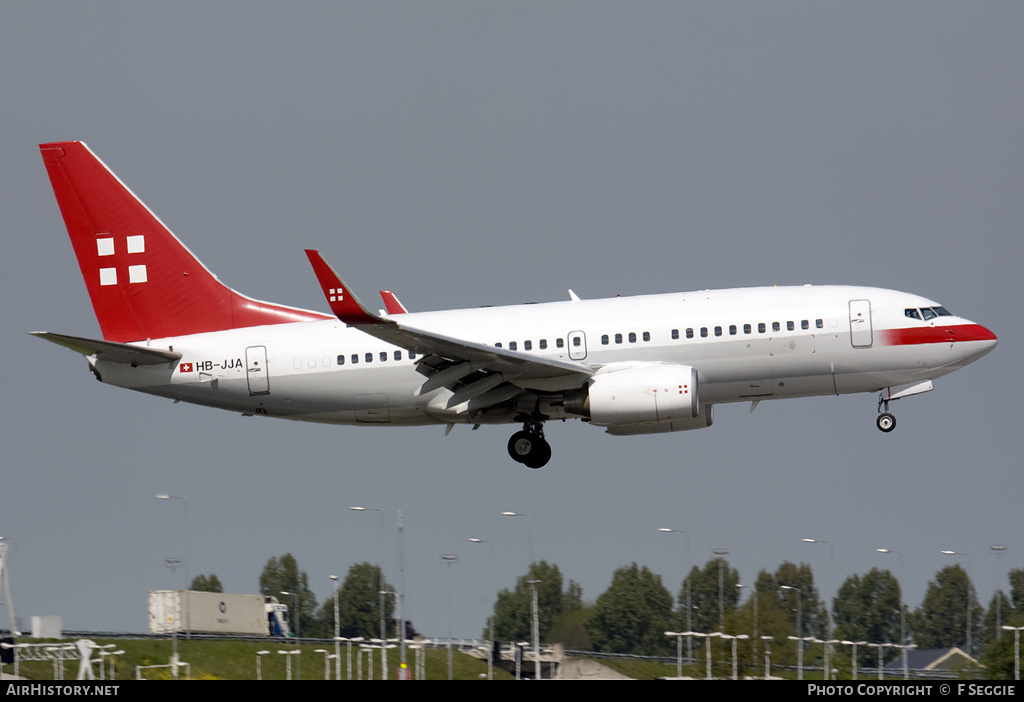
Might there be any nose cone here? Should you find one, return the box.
[962,323,997,363]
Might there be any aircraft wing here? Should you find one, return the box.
[30,331,182,365]
[305,251,593,406]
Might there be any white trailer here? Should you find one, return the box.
[148,590,288,636]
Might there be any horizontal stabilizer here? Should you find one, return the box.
[30,331,181,365]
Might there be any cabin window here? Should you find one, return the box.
[744,324,752,334]
[628,332,637,343]
[701,327,708,338]
[351,354,359,364]
[337,355,345,366]
[787,321,795,331]
[715,326,723,337]
[495,342,502,348]
[573,336,582,347]
[815,319,824,329]
[556,338,564,348]
[801,320,809,330]
[758,323,766,333]
[615,333,623,344]
[394,350,402,361]
[642,331,651,342]
[509,341,518,351]
[671,329,679,340]
[601,335,609,345]
[773,322,781,332]
[380,351,388,362]
[539,339,547,350]
[524,340,532,351]
[365,353,373,363]
[686,328,694,339]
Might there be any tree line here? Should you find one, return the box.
[187,554,1023,677]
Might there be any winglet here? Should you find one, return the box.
[304,250,381,325]
[379,290,409,314]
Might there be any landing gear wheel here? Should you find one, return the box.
[508,431,535,463]
[876,413,896,432]
[507,429,552,468]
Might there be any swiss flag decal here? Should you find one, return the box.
[180,363,193,373]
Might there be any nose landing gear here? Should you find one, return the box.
[876,394,896,433]
[507,416,551,468]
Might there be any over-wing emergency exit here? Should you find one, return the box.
[33,142,997,468]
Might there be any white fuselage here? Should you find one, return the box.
[93,284,995,430]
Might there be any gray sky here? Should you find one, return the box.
[2,3,1021,640]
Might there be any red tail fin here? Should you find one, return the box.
[40,142,327,342]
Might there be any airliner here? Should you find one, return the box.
[33,142,998,468]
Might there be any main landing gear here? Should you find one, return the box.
[507,415,551,469]
[876,394,896,433]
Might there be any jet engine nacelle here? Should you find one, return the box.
[582,362,699,427]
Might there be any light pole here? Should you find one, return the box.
[876,547,907,678]
[255,650,270,680]
[941,550,974,656]
[155,494,189,639]
[737,583,759,662]
[351,506,388,675]
[281,590,300,679]
[802,538,834,636]
[713,548,729,632]
[659,528,692,663]
[1002,625,1023,680]
[664,631,685,678]
[991,545,1008,640]
[781,585,804,679]
[761,635,773,679]
[528,578,542,680]
[442,554,459,680]
[277,649,300,680]
[313,649,334,680]
[469,537,496,680]
[330,575,340,680]
[719,633,748,679]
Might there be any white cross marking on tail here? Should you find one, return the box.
[96,234,147,286]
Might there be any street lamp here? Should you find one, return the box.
[659,528,692,662]
[351,506,388,674]
[441,554,459,680]
[330,575,340,680]
[761,635,773,679]
[469,537,496,681]
[781,585,804,679]
[736,583,759,662]
[876,547,908,678]
[155,494,189,639]
[803,538,834,638]
[277,649,300,680]
[718,633,749,679]
[1002,625,1023,680]
[713,548,729,632]
[941,550,974,655]
[528,577,544,683]
[255,650,270,680]
[664,631,685,678]
[991,545,1008,640]
[281,590,301,679]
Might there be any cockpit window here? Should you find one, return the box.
[932,306,951,316]
[921,307,937,321]
[905,308,921,320]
